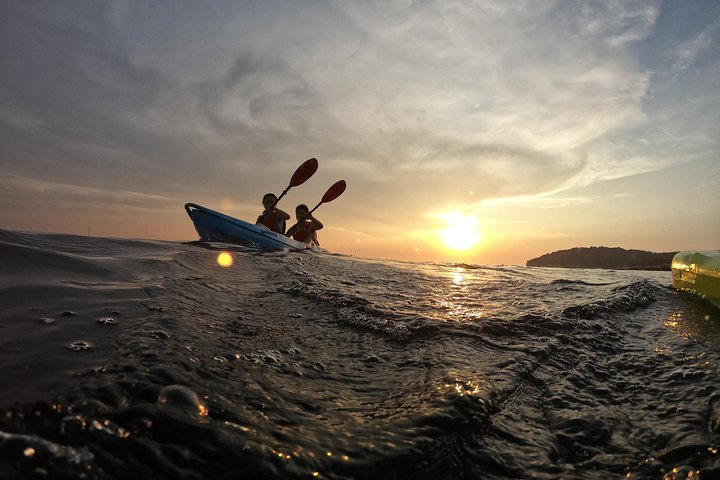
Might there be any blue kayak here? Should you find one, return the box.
[184,203,315,251]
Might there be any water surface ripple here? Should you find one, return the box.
[1,230,718,479]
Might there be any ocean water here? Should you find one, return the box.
[1,229,719,480]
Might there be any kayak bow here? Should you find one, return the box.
[672,250,720,308]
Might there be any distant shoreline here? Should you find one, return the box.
[526,246,677,271]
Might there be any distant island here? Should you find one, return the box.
[526,247,678,271]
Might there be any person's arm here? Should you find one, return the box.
[308,215,323,231]
[285,224,298,237]
[276,208,291,221]
[256,209,270,225]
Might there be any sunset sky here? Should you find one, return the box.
[1,1,719,265]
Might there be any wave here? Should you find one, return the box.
[561,280,659,319]
[549,278,617,286]
[2,230,717,479]
[0,229,182,288]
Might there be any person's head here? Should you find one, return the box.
[295,204,310,220]
[262,193,277,209]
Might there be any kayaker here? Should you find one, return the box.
[286,204,323,246]
[256,193,290,234]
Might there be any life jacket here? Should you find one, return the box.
[260,211,285,233]
[290,221,316,244]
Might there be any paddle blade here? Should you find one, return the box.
[321,180,346,203]
[288,158,318,188]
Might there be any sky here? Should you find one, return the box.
[1,0,719,265]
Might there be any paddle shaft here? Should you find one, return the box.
[309,180,346,214]
[257,190,288,225]
[257,158,318,224]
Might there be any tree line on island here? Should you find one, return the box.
[526,247,678,271]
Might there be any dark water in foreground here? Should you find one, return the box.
[1,229,719,480]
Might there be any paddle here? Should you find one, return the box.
[258,158,318,224]
[309,180,346,214]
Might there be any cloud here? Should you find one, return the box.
[281,0,661,200]
[1,0,712,226]
[572,0,659,47]
[0,173,178,213]
[672,15,720,72]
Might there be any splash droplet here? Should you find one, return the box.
[67,340,93,351]
[157,385,208,417]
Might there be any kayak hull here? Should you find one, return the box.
[184,203,312,251]
[672,250,720,308]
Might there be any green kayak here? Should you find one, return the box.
[672,251,720,308]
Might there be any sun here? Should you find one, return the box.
[439,212,483,251]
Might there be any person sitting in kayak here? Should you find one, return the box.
[286,204,323,245]
[256,193,290,234]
